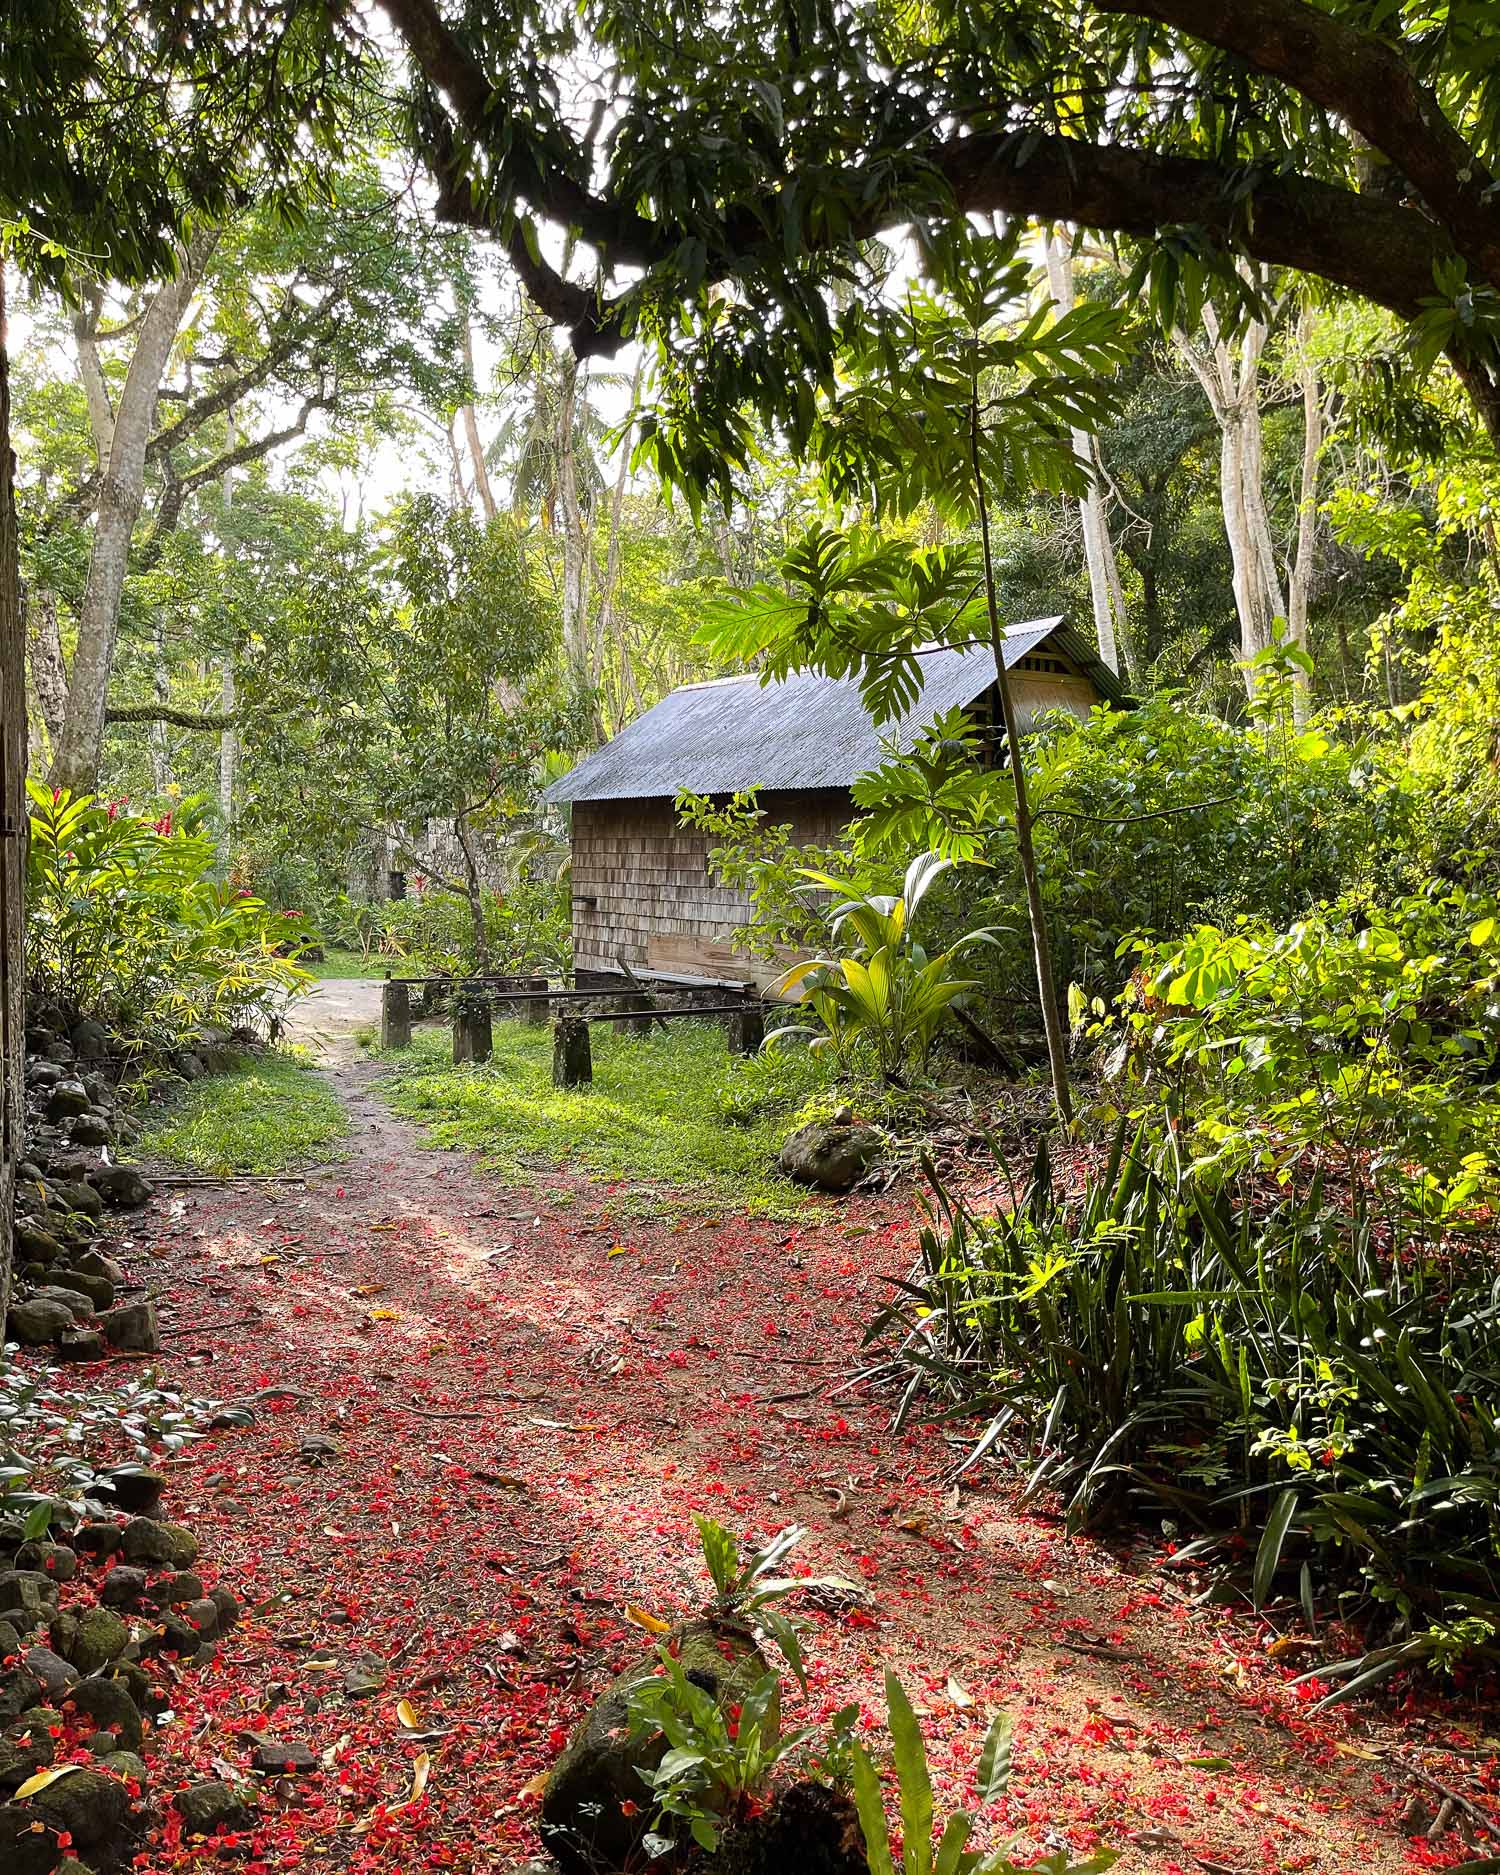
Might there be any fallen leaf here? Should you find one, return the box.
[13,1764,83,1799]
[946,1675,975,1709]
[625,1604,671,1635]
[396,1699,419,1730]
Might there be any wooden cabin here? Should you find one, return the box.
[543,618,1123,986]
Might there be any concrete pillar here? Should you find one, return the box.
[553,1016,592,1086]
[453,996,493,1065]
[380,979,411,1050]
[524,976,550,1026]
[730,998,765,1056]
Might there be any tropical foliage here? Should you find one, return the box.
[24,782,308,1044]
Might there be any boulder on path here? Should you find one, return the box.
[541,1617,772,1875]
[6,1299,75,1346]
[101,1302,159,1353]
[89,1164,153,1208]
[50,1605,129,1676]
[46,1181,102,1220]
[45,1081,91,1120]
[28,1764,132,1849]
[176,1777,257,1836]
[119,1519,197,1570]
[69,1677,144,1755]
[778,1118,883,1191]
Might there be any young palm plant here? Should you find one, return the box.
[767,852,999,1081]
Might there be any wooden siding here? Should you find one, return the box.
[571,790,848,985]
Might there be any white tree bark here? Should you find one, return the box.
[1043,234,1129,678]
[25,588,68,755]
[218,406,237,867]
[555,350,592,699]
[52,228,218,793]
[1286,306,1325,724]
[1176,302,1285,696]
[459,316,498,521]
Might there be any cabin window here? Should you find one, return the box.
[1017,654,1070,676]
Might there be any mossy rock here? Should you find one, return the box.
[541,1616,770,1875]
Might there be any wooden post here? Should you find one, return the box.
[380,979,411,1050]
[553,1016,592,1086]
[524,975,550,1026]
[620,991,655,1038]
[730,991,765,1056]
[453,995,493,1065]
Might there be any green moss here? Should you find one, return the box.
[137,1051,349,1174]
[375,1021,827,1218]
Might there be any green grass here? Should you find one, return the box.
[136,1051,350,1173]
[300,947,382,980]
[376,1020,829,1218]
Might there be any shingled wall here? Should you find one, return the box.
[570,789,849,984]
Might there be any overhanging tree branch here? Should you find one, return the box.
[105,703,237,730]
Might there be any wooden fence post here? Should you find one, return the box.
[453,994,493,1065]
[730,991,765,1056]
[620,991,655,1038]
[380,979,411,1050]
[553,1016,592,1086]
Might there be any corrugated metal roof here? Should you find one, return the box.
[545,617,1122,804]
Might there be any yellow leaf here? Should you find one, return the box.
[302,1658,338,1673]
[14,1764,83,1800]
[624,1604,671,1635]
[521,1770,550,1800]
[396,1699,419,1730]
[368,1308,399,1322]
[410,1751,431,1803]
[607,1243,631,1257]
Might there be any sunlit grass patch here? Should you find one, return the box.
[137,1050,349,1174]
[375,1020,827,1218]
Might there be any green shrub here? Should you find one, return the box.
[24,782,310,1046]
[873,1129,1500,1683]
[1114,882,1500,1223]
[374,876,570,976]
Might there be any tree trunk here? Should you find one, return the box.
[52,230,217,793]
[969,378,1073,1126]
[26,588,68,755]
[218,406,238,867]
[453,816,490,974]
[1286,306,1324,724]
[1043,234,1129,679]
[556,351,593,705]
[1,265,26,1321]
[460,316,498,521]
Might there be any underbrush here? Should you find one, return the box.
[136,1050,349,1173]
[375,1020,834,1218]
[873,1127,1500,1692]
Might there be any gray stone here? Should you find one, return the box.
[0,1666,43,1723]
[89,1164,153,1208]
[148,1570,202,1607]
[50,1605,128,1675]
[51,1268,113,1312]
[0,1799,64,1875]
[179,1598,219,1644]
[56,1330,105,1364]
[778,1118,884,1191]
[0,1716,53,1791]
[13,1224,61,1266]
[176,1777,257,1836]
[72,1525,121,1561]
[100,1302,159,1353]
[250,1738,318,1775]
[44,1041,76,1067]
[45,1080,92,1120]
[21,1648,77,1700]
[541,1617,772,1875]
[14,1545,76,1585]
[70,1249,125,1285]
[68,1677,143,1755]
[97,1750,147,1785]
[46,1181,102,1220]
[208,1586,240,1632]
[119,1518,196,1570]
[99,1467,163,1515]
[70,1021,109,1063]
[5,1299,74,1345]
[100,1567,148,1610]
[28,1286,95,1321]
[0,1623,19,1661]
[69,1115,111,1148]
[0,1575,59,1616]
[25,1061,64,1090]
[29,1764,132,1848]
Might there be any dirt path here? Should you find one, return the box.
[123,992,1455,1874]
